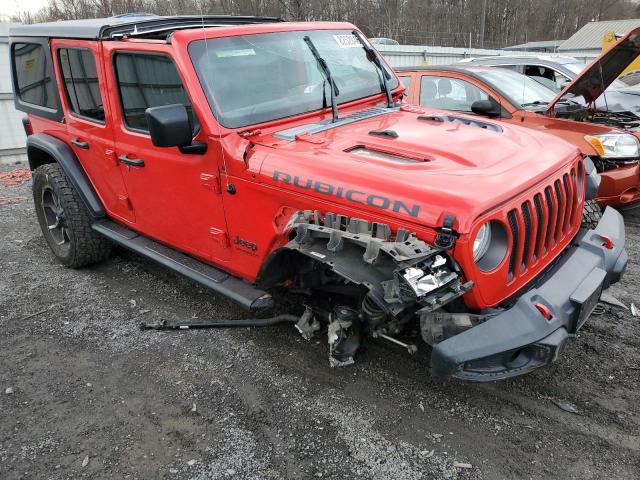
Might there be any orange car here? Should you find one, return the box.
[397,30,640,210]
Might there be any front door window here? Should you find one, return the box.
[419,75,489,112]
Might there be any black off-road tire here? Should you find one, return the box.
[581,199,603,229]
[32,163,111,268]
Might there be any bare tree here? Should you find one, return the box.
[10,0,640,49]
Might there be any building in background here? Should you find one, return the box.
[0,23,27,164]
[504,40,564,53]
[559,18,640,57]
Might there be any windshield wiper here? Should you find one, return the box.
[303,36,339,123]
[352,30,394,108]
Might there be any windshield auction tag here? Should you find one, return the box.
[334,34,361,48]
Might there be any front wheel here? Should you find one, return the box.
[581,199,603,229]
[33,163,111,268]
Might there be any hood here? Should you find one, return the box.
[547,27,640,112]
[256,108,580,234]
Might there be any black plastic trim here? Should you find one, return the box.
[9,15,283,40]
[431,207,627,381]
[26,133,106,218]
[92,220,274,312]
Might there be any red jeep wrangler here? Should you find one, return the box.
[10,15,628,381]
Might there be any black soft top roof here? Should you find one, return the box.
[9,14,283,40]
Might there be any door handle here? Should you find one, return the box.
[71,138,89,150]
[118,154,145,168]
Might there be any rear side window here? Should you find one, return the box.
[58,48,105,122]
[114,52,198,133]
[13,43,57,109]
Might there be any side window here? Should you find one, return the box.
[419,75,489,112]
[398,76,411,95]
[524,65,561,92]
[552,71,571,90]
[58,48,105,122]
[114,52,198,133]
[12,43,57,109]
[495,64,520,72]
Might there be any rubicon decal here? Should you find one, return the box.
[273,171,421,218]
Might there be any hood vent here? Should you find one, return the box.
[348,146,430,164]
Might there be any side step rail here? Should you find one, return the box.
[92,220,273,312]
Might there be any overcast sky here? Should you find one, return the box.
[1,0,47,18]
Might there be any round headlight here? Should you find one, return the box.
[473,222,492,262]
[585,134,640,158]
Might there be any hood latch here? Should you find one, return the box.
[435,214,457,249]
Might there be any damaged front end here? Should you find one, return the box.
[275,205,626,382]
[281,210,473,366]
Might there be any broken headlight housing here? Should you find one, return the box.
[401,255,458,297]
[386,253,474,313]
[585,134,640,158]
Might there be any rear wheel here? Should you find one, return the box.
[581,199,602,229]
[33,163,111,268]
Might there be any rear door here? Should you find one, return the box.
[52,39,135,222]
[102,42,229,262]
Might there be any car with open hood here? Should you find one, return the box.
[398,60,640,211]
[9,15,627,381]
[460,49,640,121]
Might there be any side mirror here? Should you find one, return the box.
[471,99,501,118]
[145,104,206,154]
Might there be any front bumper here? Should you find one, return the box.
[596,162,640,210]
[431,207,628,382]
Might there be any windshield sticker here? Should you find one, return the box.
[334,34,361,48]
[216,48,256,58]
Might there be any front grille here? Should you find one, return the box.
[505,163,582,282]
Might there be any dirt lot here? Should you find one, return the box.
[1,163,639,480]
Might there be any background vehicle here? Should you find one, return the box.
[370,37,399,45]
[619,70,640,86]
[461,53,640,119]
[397,65,640,211]
[10,15,627,381]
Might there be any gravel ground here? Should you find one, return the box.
[1,163,639,480]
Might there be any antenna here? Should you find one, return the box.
[199,1,231,191]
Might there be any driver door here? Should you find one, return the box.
[102,42,230,262]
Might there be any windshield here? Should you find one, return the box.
[189,30,398,128]
[474,68,556,107]
[564,62,628,90]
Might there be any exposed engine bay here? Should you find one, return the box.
[589,110,640,131]
[281,210,474,366]
[554,102,640,131]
